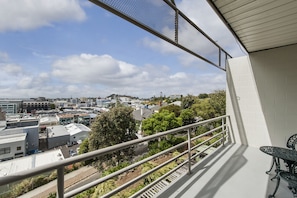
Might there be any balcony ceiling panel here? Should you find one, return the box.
[208,0,297,52]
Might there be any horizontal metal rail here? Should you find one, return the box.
[0,115,230,198]
[89,0,231,70]
[133,130,229,198]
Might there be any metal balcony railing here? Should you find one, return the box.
[0,115,230,198]
[89,0,232,71]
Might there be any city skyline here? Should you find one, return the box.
[0,0,246,99]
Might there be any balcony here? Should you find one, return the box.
[2,0,297,197]
[0,115,294,198]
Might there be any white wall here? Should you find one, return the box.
[227,44,297,147]
[226,56,271,147]
[0,140,26,160]
[249,44,297,146]
[70,131,89,144]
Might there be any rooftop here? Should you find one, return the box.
[47,125,68,137]
[65,123,91,136]
[0,133,26,144]
[0,149,64,177]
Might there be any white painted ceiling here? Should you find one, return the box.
[208,0,297,53]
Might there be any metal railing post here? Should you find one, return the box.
[222,118,225,146]
[187,128,192,174]
[57,166,64,198]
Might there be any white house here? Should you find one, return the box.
[0,118,39,154]
[0,133,26,161]
[47,123,91,148]
[65,123,91,145]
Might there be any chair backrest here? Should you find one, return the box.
[287,134,297,150]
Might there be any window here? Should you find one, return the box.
[17,146,21,151]
[0,147,11,155]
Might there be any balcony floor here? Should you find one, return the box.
[157,143,293,198]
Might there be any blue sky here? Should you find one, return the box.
[0,0,246,99]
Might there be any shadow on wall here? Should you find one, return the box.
[226,64,248,145]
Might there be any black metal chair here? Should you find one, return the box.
[279,171,297,197]
[286,134,297,173]
[287,134,297,150]
[266,134,297,176]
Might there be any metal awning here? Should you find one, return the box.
[208,0,297,53]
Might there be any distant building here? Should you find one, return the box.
[47,125,69,149]
[0,109,6,131]
[47,123,91,149]
[56,114,73,125]
[39,116,59,126]
[150,105,162,113]
[133,108,153,121]
[66,123,91,145]
[54,100,69,108]
[96,98,111,108]
[0,100,23,114]
[0,118,39,154]
[0,149,64,176]
[169,95,182,100]
[23,100,50,113]
[56,113,91,126]
[169,101,182,106]
[0,133,26,161]
[70,98,78,104]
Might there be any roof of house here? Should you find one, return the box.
[0,127,26,137]
[132,108,154,121]
[47,125,68,137]
[0,133,26,144]
[39,116,58,125]
[65,123,91,136]
[0,149,64,176]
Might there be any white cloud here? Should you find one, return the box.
[0,53,225,98]
[52,54,141,85]
[66,85,80,93]
[17,77,33,89]
[0,0,86,32]
[1,64,22,75]
[49,53,225,98]
[170,72,187,79]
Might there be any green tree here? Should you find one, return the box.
[142,110,182,136]
[88,106,137,168]
[159,104,182,117]
[49,103,55,109]
[198,93,208,99]
[78,138,89,155]
[181,94,197,109]
[78,138,93,165]
[179,109,195,126]
[209,90,226,116]
[191,99,215,120]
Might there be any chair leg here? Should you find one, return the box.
[269,174,281,198]
[292,187,297,197]
[267,157,276,175]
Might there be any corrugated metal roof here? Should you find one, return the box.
[208,0,297,53]
[0,149,64,176]
[0,133,26,144]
